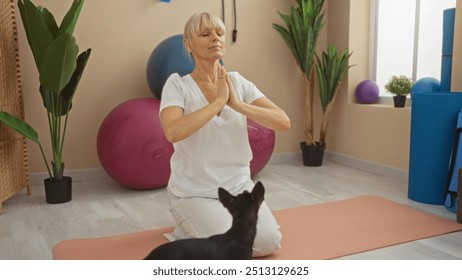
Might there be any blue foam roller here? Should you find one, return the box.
[440,8,455,91]
[408,92,462,205]
[441,56,453,92]
[442,8,455,56]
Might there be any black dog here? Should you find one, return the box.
[144,181,265,260]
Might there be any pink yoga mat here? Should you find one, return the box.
[52,196,462,260]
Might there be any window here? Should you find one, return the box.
[372,0,456,96]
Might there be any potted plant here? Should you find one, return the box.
[384,75,413,108]
[305,46,352,166]
[0,0,91,204]
[272,0,326,165]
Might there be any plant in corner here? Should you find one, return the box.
[384,75,413,108]
[312,46,352,165]
[0,0,91,204]
[272,0,326,165]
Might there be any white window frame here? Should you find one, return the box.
[370,0,455,101]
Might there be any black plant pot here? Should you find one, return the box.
[393,95,407,108]
[300,142,326,166]
[44,176,72,204]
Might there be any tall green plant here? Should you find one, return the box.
[315,46,352,144]
[0,0,91,181]
[273,0,325,146]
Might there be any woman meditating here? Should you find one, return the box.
[159,12,290,257]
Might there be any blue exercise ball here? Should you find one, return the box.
[411,77,440,94]
[146,34,194,99]
[355,80,380,104]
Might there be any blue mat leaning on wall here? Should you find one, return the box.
[408,92,462,205]
[408,7,460,210]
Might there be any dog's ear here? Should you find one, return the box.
[218,187,235,210]
[251,181,265,206]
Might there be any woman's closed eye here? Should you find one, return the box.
[201,30,224,37]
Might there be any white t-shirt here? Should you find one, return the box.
[159,72,265,198]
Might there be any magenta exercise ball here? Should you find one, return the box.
[97,98,173,190]
[248,119,275,176]
[97,98,274,188]
[355,80,380,104]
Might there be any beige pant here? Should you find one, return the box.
[164,185,282,257]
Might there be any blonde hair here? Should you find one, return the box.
[183,12,226,43]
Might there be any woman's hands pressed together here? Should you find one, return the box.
[216,65,230,107]
[216,65,242,112]
[217,65,290,132]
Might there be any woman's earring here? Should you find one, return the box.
[186,50,194,63]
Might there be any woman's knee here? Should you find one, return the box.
[168,195,232,239]
[251,202,282,257]
[252,226,282,257]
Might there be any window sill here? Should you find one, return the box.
[353,96,412,109]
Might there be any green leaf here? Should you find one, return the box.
[39,86,55,114]
[58,0,84,36]
[39,48,91,116]
[18,0,54,70]
[59,48,92,114]
[0,111,39,143]
[315,62,327,110]
[273,0,325,78]
[278,12,292,29]
[315,45,352,111]
[272,24,298,62]
[39,33,79,93]
[291,8,305,66]
[40,7,59,38]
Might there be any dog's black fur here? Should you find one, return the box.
[143,181,265,260]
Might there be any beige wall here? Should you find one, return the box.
[18,0,310,173]
[17,0,462,174]
[321,0,412,170]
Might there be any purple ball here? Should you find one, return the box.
[355,80,380,104]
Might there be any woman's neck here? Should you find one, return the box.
[191,60,220,84]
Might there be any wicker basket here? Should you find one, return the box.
[0,0,31,214]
